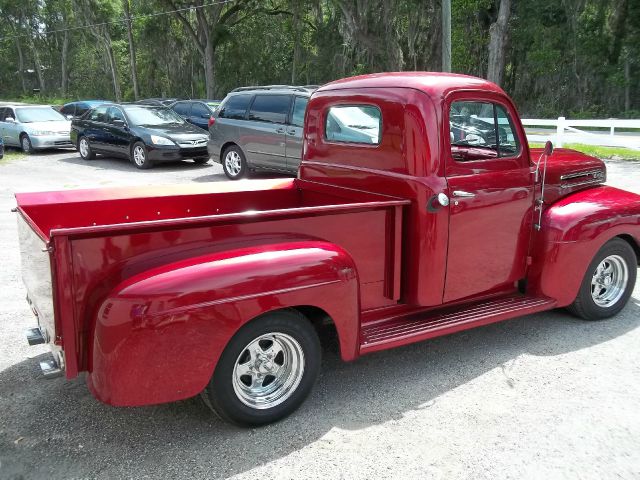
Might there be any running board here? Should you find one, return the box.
[360,295,556,354]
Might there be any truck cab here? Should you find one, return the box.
[16,73,640,426]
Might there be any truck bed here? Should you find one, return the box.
[15,178,408,377]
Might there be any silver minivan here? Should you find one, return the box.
[207,86,314,179]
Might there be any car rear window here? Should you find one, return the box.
[219,95,252,120]
[248,95,291,124]
[192,102,210,118]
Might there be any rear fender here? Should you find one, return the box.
[87,240,359,406]
[528,186,640,305]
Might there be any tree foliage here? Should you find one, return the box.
[0,0,637,116]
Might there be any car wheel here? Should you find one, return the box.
[193,157,210,165]
[222,145,247,180]
[201,309,321,426]
[131,141,153,169]
[567,238,637,320]
[78,136,96,160]
[20,134,34,154]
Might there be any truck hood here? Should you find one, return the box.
[532,148,606,204]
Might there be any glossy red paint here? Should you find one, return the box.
[14,72,640,409]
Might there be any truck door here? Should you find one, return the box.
[443,97,534,303]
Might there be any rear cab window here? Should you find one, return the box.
[248,95,291,124]
[325,105,381,145]
[218,94,252,120]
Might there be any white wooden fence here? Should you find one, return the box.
[522,117,640,150]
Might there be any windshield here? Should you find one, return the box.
[123,106,186,126]
[15,107,66,123]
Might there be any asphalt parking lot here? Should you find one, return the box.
[0,149,639,480]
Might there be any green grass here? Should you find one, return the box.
[529,142,640,160]
[0,150,26,164]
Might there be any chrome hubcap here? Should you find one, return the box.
[232,333,305,409]
[225,151,242,177]
[591,254,628,307]
[133,146,145,166]
[22,137,29,151]
[79,139,89,157]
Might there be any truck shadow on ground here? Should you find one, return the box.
[1,299,639,479]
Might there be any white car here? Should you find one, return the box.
[0,105,72,153]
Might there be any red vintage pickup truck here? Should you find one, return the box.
[15,73,640,426]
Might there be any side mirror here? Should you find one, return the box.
[5,117,15,123]
[544,140,554,156]
[113,119,126,128]
[66,114,74,120]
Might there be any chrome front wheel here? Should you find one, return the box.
[222,146,247,179]
[590,255,628,308]
[568,238,637,320]
[131,141,152,169]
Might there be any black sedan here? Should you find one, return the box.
[70,104,210,169]
[170,99,221,130]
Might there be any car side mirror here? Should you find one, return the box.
[544,140,554,156]
[113,119,126,128]
[5,117,15,123]
[65,114,74,120]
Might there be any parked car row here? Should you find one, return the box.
[2,86,321,174]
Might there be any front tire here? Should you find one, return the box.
[78,136,95,160]
[202,310,321,426]
[20,134,34,154]
[222,145,247,180]
[131,141,153,169]
[568,238,637,320]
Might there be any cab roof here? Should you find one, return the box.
[317,72,506,98]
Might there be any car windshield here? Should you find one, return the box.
[15,107,66,123]
[123,106,186,126]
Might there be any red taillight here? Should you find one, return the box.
[208,116,215,128]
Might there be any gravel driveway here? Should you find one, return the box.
[0,150,639,480]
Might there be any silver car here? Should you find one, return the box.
[0,105,72,153]
[207,86,314,180]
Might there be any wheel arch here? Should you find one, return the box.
[86,240,360,407]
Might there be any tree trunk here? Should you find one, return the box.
[123,0,140,99]
[103,32,122,101]
[204,40,216,98]
[441,0,451,72]
[61,29,70,96]
[15,37,27,94]
[624,55,630,112]
[291,0,301,84]
[27,29,46,92]
[487,0,511,86]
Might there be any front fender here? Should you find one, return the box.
[87,241,359,406]
[529,186,640,305]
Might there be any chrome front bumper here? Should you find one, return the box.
[30,134,73,149]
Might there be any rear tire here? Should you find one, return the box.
[131,141,153,169]
[20,134,34,154]
[78,136,95,160]
[222,145,247,180]
[202,309,321,426]
[567,238,637,320]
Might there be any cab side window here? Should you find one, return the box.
[107,107,126,124]
[449,101,521,160]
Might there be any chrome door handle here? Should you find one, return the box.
[452,190,476,198]
[286,129,296,135]
[276,127,285,133]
